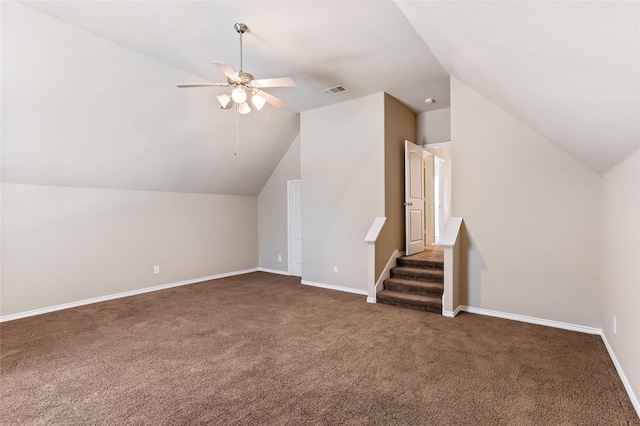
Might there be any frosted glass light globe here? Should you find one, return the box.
[231,87,247,103]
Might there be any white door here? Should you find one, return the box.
[405,141,425,256]
[287,180,302,276]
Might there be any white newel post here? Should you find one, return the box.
[441,217,463,317]
[364,217,387,303]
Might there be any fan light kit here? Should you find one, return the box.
[177,22,295,115]
[176,23,296,155]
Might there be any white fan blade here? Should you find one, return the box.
[176,83,231,88]
[212,61,240,82]
[256,89,287,108]
[251,77,296,88]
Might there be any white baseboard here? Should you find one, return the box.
[3,273,637,419]
[301,280,368,296]
[0,268,259,323]
[601,333,640,418]
[458,306,601,335]
[257,267,290,276]
[442,305,462,318]
[455,305,639,417]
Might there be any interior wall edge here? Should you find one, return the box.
[459,306,600,335]
[457,305,639,418]
[601,332,640,418]
[0,268,260,323]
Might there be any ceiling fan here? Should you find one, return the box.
[176,23,295,114]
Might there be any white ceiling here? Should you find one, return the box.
[18,1,451,114]
[397,1,639,173]
[2,1,638,196]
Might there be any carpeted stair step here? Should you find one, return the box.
[396,256,444,270]
[383,277,443,298]
[376,290,442,314]
[390,266,443,283]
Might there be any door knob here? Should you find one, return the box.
[404,202,413,206]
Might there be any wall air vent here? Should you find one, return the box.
[320,85,349,96]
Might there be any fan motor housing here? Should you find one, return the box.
[232,71,253,84]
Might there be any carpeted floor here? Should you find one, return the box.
[1,272,638,425]
[404,245,444,263]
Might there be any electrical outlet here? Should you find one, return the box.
[613,316,617,334]
[333,266,338,273]
[154,265,160,274]
[278,255,282,262]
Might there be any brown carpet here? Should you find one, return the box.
[1,272,638,425]
[404,245,444,264]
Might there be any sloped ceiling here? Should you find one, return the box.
[1,1,448,195]
[2,1,638,197]
[397,1,639,173]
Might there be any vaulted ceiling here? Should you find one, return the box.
[2,1,638,195]
[397,1,639,173]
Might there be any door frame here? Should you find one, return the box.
[405,140,425,256]
[433,156,446,244]
[423,152,435,246]
[287,180,302,276]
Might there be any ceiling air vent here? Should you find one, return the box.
[320,85,349,96]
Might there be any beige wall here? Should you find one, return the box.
[258,135,301,272]
[2,2,299,196]
[300,93,385,291]
[377,94,416,276]
[1,183,258,316]
[417,108,451,145]
[600,149,640,406]
[451,77,602,327]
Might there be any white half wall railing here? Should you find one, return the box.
[441,217,463,317]
[364,217,387,303]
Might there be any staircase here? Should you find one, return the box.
[377,248,444,314]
